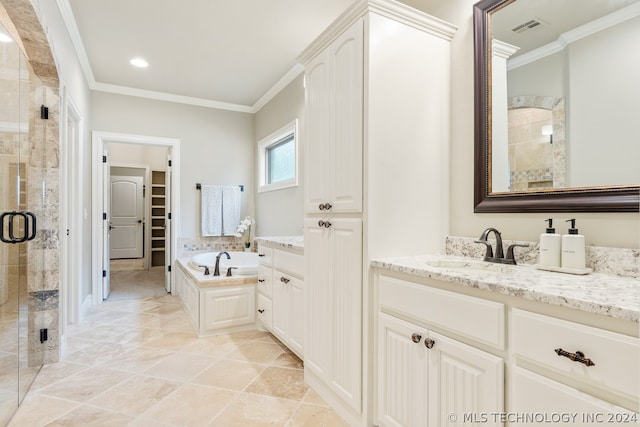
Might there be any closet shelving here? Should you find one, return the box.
[150,170,166,267]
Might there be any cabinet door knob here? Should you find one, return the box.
[323,203,333,211]
[258,279,265,283]
[411,333,422,343]
[258,309,265,314]
[318,220,332,228]
[424,338,435,349]
[280,277,290,284]
[258,253,265,257]
[319,203,326,211]
[554,348,595,367]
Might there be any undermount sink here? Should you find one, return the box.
[423,259,518,273]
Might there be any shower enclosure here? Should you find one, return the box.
[0,21,48,424]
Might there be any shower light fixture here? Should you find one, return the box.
[541,124,553,144]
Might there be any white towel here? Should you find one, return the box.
[222,186,241,236]
[201,185,223,236]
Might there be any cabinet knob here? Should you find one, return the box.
[319,203,325,211]
[318,202,333,211]
[318,220,332,228]
[424,338,435,349]
[411,333,422,343]
[554,348,595,367]
[258,253,265,257]
[258,279,265,283]
[280,277,290,284]
[258,309,265,314]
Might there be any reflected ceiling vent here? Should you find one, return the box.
[511,18,546,34]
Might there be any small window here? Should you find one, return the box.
[258,120,298,193]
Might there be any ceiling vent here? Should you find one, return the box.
[511,18,545,34]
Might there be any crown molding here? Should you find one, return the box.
[492,39,519,59]
[92,82,255,113]
[298,0,457,65]
[508,2,640,71]
[56,0,95,85]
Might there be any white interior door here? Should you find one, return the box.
[164,154,172,292]
[102,152,111,299]
[110,175,144,259]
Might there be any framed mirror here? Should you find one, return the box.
[473,0,640,212]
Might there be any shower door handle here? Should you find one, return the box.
[0,211,37,244]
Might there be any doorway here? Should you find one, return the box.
[92,132,180,305]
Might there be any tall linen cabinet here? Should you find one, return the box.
[298,1,456,425]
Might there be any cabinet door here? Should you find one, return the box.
[257,292,273,332]
[288,276,305,357]
[272,269,289,341]
[427,330,504,427]
[304,50,331,213]
[377,313,428,427]
[330,19,363,213]
[328,217,363,411]
[511,367,636,427]
[304,217,332,378]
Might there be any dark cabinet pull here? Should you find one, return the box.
[318,220,332,228]
[424,338,435,349]
[280,277,290,284]
[258,253,265,257]
[258,309,265,314]
[554,348,595,367]
[411,333,422,343]
[258,279,265,283]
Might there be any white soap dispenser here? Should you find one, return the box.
[539,218,561,267]
[561,218,586,269]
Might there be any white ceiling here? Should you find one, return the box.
[63,0,356,112]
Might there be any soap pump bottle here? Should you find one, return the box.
[561,219,586,269]
[539,218,561,267]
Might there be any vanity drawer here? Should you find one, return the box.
[257,293,273,331]
[273,249,304,279]
[257,245,273,266]
[257,265,273,297]
[377,274,505,349]
[511,309,640,401]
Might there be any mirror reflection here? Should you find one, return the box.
[489,0,640,193]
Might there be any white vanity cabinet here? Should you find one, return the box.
[376,273,504,427]
[256,242,305,358]
[509,309,639,425]
[299,2,456,424]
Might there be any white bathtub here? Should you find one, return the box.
[190,251,258,276]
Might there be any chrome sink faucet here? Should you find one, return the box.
[214,251,231,276]
[474,228,528,265]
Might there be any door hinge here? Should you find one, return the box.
[102,270,107,277]
[102,155,107,163]
[168,265,172,272]
[168,160,172,167]
[103,212,107,220]
[167,213,172,220]
[40,105,49,120]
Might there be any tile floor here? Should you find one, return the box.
[8,294,348,426]
[108,267,168,302]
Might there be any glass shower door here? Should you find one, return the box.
[0,22,44,424]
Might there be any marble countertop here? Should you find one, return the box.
[256,236,304,252]
[371,254,639,323]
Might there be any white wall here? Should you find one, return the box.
[110,143,167,171]
[91,91,255,238]
[397,0,638,249]
[254,74,305,237]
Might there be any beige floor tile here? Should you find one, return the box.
[36,368,130,403]
[142,384,237,427]
[44,403,134,426]
[108,326,167,346]
[302,388,329,406]
[287,403,350,427]
[181,335,239,359]
[226,341,286,364]
[210,394,298,427]
[145,352,217,382]
[193,359,265,391]
[88,375,179,416]
[245,366,308,400]
[27,361,90,391]
[144,331,199,351]
[99,345,173,373]
[271,351,304,369]
[7,395,78,427]
[64,340,137,366]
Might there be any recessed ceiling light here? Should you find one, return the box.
[130,57,149,68]
[0,33,12,43]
